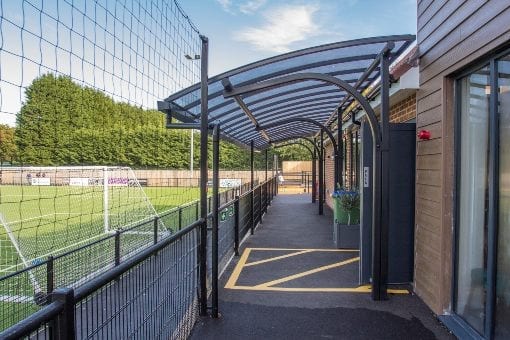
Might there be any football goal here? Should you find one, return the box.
[0,166,169,298]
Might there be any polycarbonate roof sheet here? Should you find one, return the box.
[164,35,415,149]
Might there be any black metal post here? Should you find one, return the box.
[114,230,121,266]
[52,288,75,340]
[46,256,54,296]
[234,196,240,256]
[355,130,359,188]
[312,139,317,203]
[178,207,182,230]
[258,186,262,223]
[318,131,324,215]
[250,140,255,234]
[211,124,220,318]
[349,130,354,189]
[372,47,390,301]
[198,35,209,316]
[265,149,268,182]
[153,217,159,245]
[337,109,343,188]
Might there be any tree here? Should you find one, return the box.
[0,124,17,164]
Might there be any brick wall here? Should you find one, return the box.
[324,93,417,209]
[390,93,416,123]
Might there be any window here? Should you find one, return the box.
[454,51,510,339]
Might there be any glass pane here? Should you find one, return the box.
[455,65,490,334]
[495,54,510,339]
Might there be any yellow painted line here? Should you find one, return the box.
[256,257,360,288]
[356,285,410,295]
[244,250,314,267]
[249,247,359,252]
[226,286,409,294]
[224,248,252,289]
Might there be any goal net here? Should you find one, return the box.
[0,166,169,297]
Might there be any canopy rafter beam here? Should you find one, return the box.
[222,78,270,142]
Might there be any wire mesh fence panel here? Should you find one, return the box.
[253,188,261,226]
[238,194,251,240]
[217,202,236,274]
[74,226,200,340]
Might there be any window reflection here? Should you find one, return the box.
[496,54,510,340]
[455,66,490,334]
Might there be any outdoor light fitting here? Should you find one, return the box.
[185,54,200,60]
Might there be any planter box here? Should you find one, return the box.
[333,223,360,249]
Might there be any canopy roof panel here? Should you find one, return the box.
[163,35,415,149]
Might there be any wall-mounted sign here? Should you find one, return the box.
[363,167,370,188]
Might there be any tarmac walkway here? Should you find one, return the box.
[191,194,454,340]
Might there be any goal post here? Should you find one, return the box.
[0,166,169,299]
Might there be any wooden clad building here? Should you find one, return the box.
[323,2,510,338]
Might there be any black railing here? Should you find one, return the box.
[280,171,313,191]
[0,176,277,339]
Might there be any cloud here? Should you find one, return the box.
[215,0,233,13]
[239,0,267,14]
[234,4,320,53]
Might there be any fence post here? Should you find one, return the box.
[178,207,182,230]
[250,190,254,235]
[52,288,75,340]
[234,196,240,256]
[46,256,54,297]
[153,217,159,245]
[115,230,121,266]
[258,186,262,224]
[195,201,199,220]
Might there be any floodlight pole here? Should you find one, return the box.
[199,35,209,316]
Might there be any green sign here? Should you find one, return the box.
[220,210,227,222]
[220,206,235,222]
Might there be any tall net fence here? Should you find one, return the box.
[0,0,204,332]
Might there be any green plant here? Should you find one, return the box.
[338,191,360,225]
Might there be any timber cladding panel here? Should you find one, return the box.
[416,0,510,315]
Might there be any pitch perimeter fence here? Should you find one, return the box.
[0,177,277,339]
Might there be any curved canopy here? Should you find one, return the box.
[162,35,415,149]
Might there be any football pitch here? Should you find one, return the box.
[0,185,203,330]
[0,185,201,271]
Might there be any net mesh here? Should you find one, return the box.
[0,166,167,276]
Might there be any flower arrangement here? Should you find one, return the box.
[332,184,360,225]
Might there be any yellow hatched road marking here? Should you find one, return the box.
[255,257,360,288]
[226,286,409,294]
[244,250,314,267]
[224,248,252,289]
[249,248,359,252]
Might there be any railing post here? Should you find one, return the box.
[46,256,54,297]
[153,217,159,245]
[52,288,75,340]
[268,180,272,206]
[211,124,220,318]
[234,196,240,256]
[250,190,254,234]
[198,34,209,316]
[258,186,262,223]
[178,207,182,230]
[115,230,121,266]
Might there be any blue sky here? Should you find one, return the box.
[179,0,417,76]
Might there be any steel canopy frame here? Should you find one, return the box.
[222,70,389,300]
[162,35,415,305]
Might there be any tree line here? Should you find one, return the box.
[0,74,310,169]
